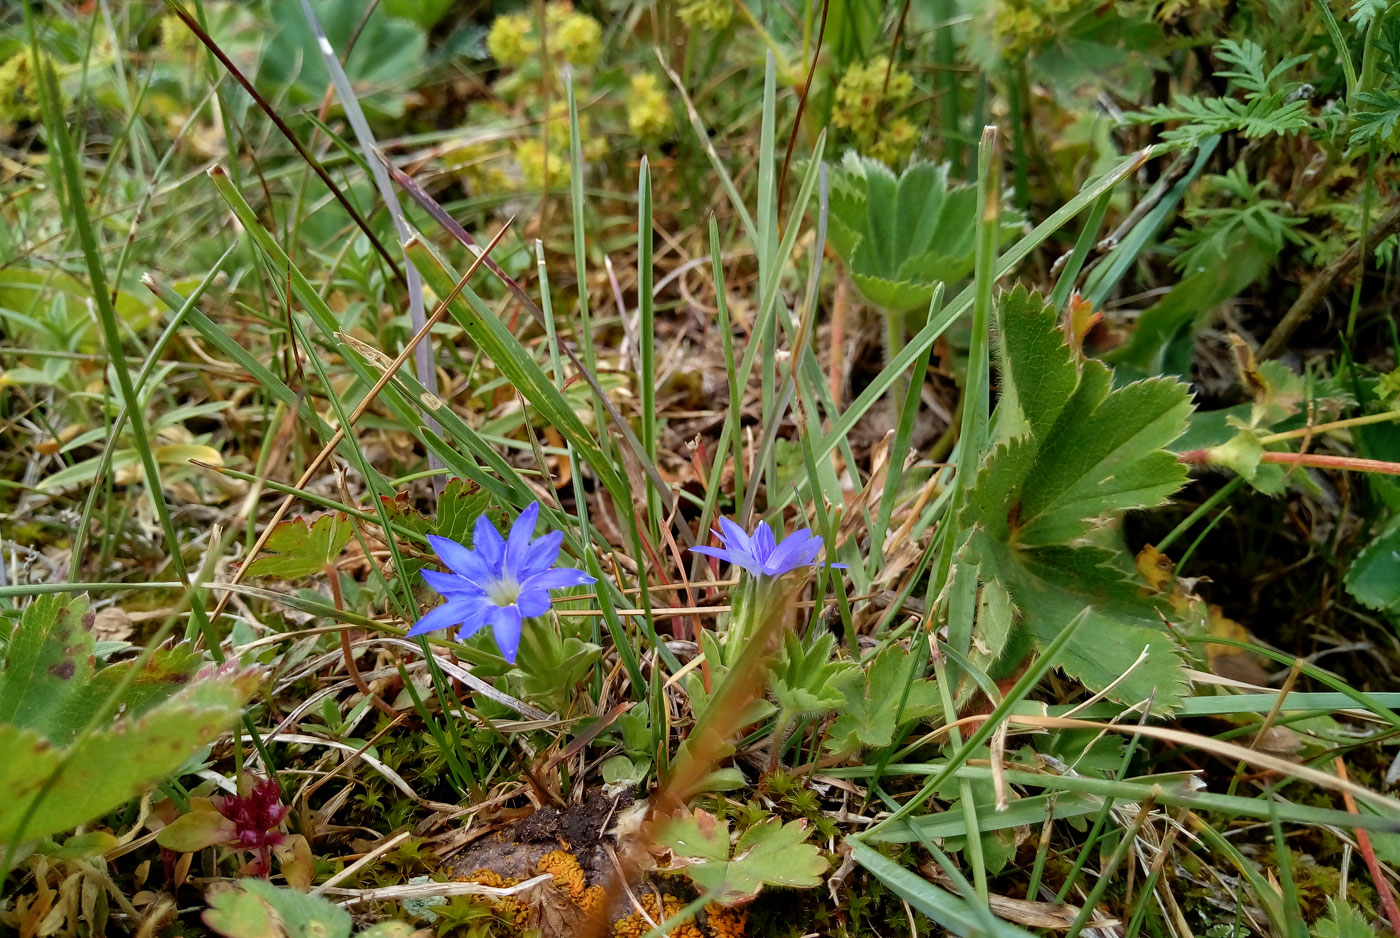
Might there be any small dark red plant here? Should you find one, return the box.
[215,777,287,874]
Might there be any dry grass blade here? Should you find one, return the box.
[993,713,1399,817]
[202,219,514,629]
[324,872,554,905]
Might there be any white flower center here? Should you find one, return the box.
[486,578,522,607]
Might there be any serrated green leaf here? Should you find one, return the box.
[434,478,491,544]
[0,594,257,845]
[962,289,1193,712]
[659,811,731,863]
[205,878,353,938]
[1345,516,1400,613]
[0,679,255,845]
[827,153,1016,312]
[0,594,98,740]
[769,630,856,717]
[245,513,354,580]
[963,534,1190,711]
[1313,896,1379,938]
[659,813,827,904]
[825,646,940,757]
[992,286,1079,443]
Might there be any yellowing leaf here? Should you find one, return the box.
[156,803,238,852]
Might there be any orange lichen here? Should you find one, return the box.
[581,884,608,915]
[612,893,708,938]
[459,850,742,937]
[704,903,747,938]
[463,868,509,888]
[537,850,589,901]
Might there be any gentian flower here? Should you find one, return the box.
[691,517,845,578]
[410,502,595,662]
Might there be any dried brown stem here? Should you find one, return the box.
[1258,200,1400,360]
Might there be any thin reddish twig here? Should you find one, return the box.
[1178,450,1400,476]
[1335,757,1400,935]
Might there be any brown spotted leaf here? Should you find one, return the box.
[0,594,257,845]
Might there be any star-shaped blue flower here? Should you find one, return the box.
[409,502,595,662]
[691,517,845,578]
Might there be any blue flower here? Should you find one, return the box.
[409,502,595,662]
[691,517,845,578]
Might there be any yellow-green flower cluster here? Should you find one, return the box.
[445,139,513,193]
[627,73,671,139]
[486,4,603,69]
[0,49,56,125]
[831,56,918,166]
[992,0,1090,58]
[486,12,536,67]
[514,104,606,190]
[548,3,602,67]
[516,138,565,189]
[679,0,735,32]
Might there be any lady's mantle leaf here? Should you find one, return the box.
[204,878,354,938]
[1344,516,1400,613]
[0,595,257,844]
[658,811,828,905]
[827,153,1017,312]
[824,646,940,757]
[244,513,354,580]
[962,288,1194,712]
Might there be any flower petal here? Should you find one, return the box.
[428,535,492,583]
[717,517,751,552]
[408,599,478,637]
[750,521,778,562]
[516,588,552,618]
[517,529,564,580]
[420,568,478,598]
[488,605,524,663]
[765,530,820,575]
[505,502,540,575]
[472,512,506,569]
[690,545,735,563]
[523,566,596,591]
[455,607,489,641]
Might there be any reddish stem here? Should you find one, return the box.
[1336,757,1400,935]
[1178,449,1400,476]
